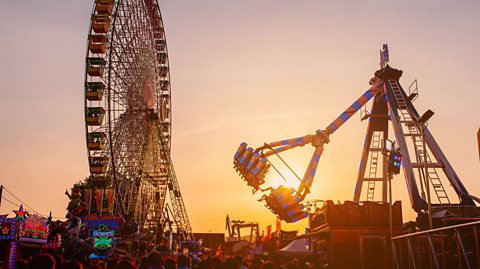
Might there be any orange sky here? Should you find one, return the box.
[0,1,479,233]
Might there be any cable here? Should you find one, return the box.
[192,211,271,225]
[264,143,302,182]
[1,196,21,208]
[1,186,66,219]
[3,186,43,216]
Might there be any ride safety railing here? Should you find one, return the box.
[391,220,480,269]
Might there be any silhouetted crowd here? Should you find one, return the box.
[14,250,326,269]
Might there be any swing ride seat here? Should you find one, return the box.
[263,186,308,223]
[234,143,269,191]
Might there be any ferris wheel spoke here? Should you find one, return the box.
[109,48,156,110]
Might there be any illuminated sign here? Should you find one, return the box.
[84,215,121,230]
[0,216,16,240]
[89,224,115,259]
[93,224,114,249]
[19,215,49,243]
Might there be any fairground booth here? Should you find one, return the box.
[0,206,60,269]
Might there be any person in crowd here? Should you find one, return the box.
[177,255,191,269]
[106,258,119,269]
[147,251,165,269]
[58,260,84,269]
[115,260,137,269]
[234,256,247,269]
[222,258,240,269]
[15,260,27,269]
[260,261,275,269]
[27,254,56,269]
[164,258,176,269]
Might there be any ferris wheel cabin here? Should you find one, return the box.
[88,35,108,54]
[91,14,110,34]
[87,132,106,151]
[86,58,106,77]
[85,82,105,101]
[95,0,114,15]
[86,107,105,126]
[89,156,108,174]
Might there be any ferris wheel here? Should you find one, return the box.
[84,0,191,238]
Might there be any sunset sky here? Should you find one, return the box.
[0,1,479,233]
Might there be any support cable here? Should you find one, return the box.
[264,143,303,183]
[1,196,21,208]
[3,187,43,216]
[1,186,65,219]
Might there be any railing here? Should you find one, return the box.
[391,220,480,269]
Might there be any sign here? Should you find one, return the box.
[84,215,122,230]
[89,224,115,259]
[19,215,49,243]
[93,224,114,250]
[0,216,16,240]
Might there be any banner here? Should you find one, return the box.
[95,189,104,213]
[85,189,92,213]
[105,188,115,214]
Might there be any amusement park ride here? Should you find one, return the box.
[234,44,480,228]
[225,216,259,243]
[66,0,192,249]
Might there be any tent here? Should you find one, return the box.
[278,238,310,257]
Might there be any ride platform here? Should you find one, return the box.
[305,200,403,269]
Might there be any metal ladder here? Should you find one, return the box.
[416,142,451,204]
[388,80,450,205]
[366,131,382,201]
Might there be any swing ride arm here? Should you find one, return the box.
[233,83,382,222]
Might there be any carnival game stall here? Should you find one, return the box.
[16,209,49,262]
[0,205,58,269]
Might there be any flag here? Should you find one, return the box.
[266,225,272,239]
[275,217,281,236]
[380,44,389,67]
